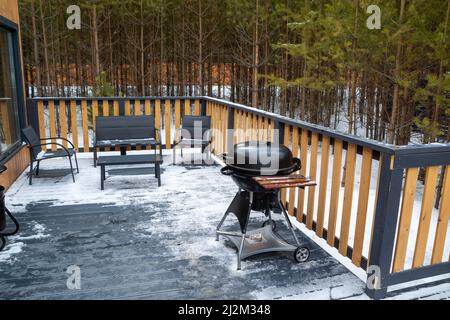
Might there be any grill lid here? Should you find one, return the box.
[223,141,300,176]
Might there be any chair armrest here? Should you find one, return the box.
[40,137,76,149]
[30,142,72,156]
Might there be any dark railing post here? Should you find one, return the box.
[278,121,285,146]
[366,153,404,299]
[26,99,39,137]
[119,99,125,116]
[201,99,207,116]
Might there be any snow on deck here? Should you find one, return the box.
[0,150,448,300]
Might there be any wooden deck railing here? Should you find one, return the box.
[28,96,450,299]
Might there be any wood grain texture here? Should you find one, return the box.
[352,148,373,266]
[316,135,330,237]
[92,100,99,130]
[306,132,319,229]
[338,143,357,255]
[296,129,309,222]
[0,146,29,191]
[194,99,200,115]
[288,127,299,216]
[37,100,46,151]
[431,166,450,264]
[327,139,343,246]
[70,100,78,151]
[0,0,20,23]
[81,100,89,152]
[184,99,191,115]
[281,124,291,205]
[393,167,419,272]
[58,101,68,148]
[48,100,57,151]
[413,166,439,268]
[165,100,171,149]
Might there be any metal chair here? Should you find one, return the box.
[173,116,212,164]
[22,127,79,185]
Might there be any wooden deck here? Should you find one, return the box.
[0,152,448,300]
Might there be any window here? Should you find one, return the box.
[0,26,21,159]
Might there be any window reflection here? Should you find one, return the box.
[0,28,20,156]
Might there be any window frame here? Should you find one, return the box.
[0,15,26,164]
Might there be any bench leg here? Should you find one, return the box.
[100,165,105,190]
[156,162,161,187]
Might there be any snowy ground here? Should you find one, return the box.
[0,150,448,300]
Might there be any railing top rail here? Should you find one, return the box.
[202,96,450,156]
[29,96,198,101]
[28,96,450,157]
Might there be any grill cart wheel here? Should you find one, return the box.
[294,247,310,263]
[261,219,277,231]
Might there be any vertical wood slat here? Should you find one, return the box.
[144,99,151,115]
[134,99,141,116]
[316,135,331,236]
[165,100,171,149]
[37,100,46,151]
[113,100,120,116]
[113,100,120,151]
[306,132,319,229]
[175,99,181,143]
[281,124,291,205]
[124,100,131,151]
[124,100,131,116]
[223,106,228,153]
[352,148,374,266]
[48,100,57,151]
[238,111,244,143]
[327,139,343,246]
[81,100,89,152]
[412,166,440,268]
[257,116,263,141]
[233,109,239,144]
[263,117,269,141]
[92,100,98,130]
[270,119,275,142]
[58,101,68,148]
[155,99,161,149]
[338,143,357,255]
[69,100,78,152]
[288,127,299,216]
[252,114,258,141]
[296,129,309,222]
[220,105,225,154]
[184,99,191,115]
[431,165,450,264]
[392,167,420,272]
[194,99,200,115]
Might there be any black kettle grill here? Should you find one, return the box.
[0,165,20,252]
[216,141,310,270]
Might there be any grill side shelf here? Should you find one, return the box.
[253,174,317,190]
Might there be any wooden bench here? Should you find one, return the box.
[97,154,163,190]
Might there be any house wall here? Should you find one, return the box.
[0,0,30,191]
[0,0,20,23]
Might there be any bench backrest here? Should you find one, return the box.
[95,116,156,141]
